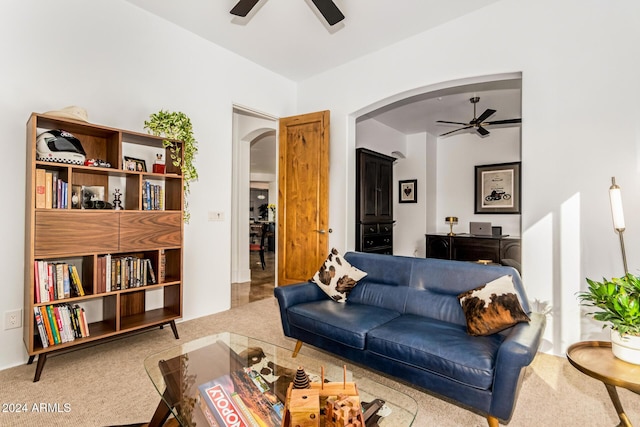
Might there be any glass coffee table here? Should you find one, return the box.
[144,332,417,427]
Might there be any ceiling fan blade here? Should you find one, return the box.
[475,108,496,124]
[436,120,469,126]
[476,126,490,136]
[310,0,345,25]
[440,126,472,137]
[484,118,522,125]
[230,0,260,17]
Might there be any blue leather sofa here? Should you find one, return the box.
[274,252,546,426]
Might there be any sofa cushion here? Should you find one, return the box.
[458,275,530,336]
[366,314,504,390]
[311,248,367,302]
[287,300,400,349]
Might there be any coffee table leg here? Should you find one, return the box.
[604,383,632,427]
[149,389,173,427]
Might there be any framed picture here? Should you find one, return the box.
[399,179,417,203]
[475,162,521,214]
[124,156,147,172]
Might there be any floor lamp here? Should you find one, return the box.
[609,177,628,275]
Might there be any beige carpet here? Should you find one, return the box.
[0,297,637,427]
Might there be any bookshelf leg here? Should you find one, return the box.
[33,354,47,382]
[27,355,35,365]
[169,320,179,339]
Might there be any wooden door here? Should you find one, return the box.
[277,111,330,285]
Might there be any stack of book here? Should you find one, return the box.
[97,255,156,292]
[35,169,69,209]
[33,303,90,349]
[34,261,85,303]
[142,180,164,210]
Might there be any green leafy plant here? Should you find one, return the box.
[578,273,640,336]
[144,110,199,223]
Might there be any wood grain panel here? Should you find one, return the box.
[278,111,330,285]
[35,211,119,257]
[119,211,182,252]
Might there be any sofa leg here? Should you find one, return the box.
[292,340,303,357]
[487,415,500,427]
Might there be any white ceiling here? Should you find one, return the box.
[126,0,521,174]
[124,0,500,82]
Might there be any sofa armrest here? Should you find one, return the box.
[273,282,327,336]
[490,312,547,420]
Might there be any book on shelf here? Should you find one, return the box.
[33,307,49,349]
[35,168,46,209]
[70,264,85,296]
[34,303,90,348]
[45,172,53,210]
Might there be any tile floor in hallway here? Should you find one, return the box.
[231,250,275,308]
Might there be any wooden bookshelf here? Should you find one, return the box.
[23,113,184,381]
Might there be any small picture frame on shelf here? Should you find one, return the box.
[124,156,147,172]
[399,179,417,203]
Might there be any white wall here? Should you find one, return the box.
[435,127,521,236]
[0,0,296,370]
[298,0,640,356]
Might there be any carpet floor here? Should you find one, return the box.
[0,297,637,426]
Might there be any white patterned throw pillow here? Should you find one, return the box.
[311,248,367,303]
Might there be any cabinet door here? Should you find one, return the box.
[451,237,500,262]
[35,211,119,257]
[425,235,450,259]
[357,149,394,222]
[377,160,393,220]
[119,212,182,252]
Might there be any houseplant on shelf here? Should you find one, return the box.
[578,273,640,364]
[144,110,199,223]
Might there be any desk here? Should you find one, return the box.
[425,234,521,267]
[567,341,640,427]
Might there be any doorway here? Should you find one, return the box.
[231,106,277,307]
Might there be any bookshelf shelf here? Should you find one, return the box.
[24,113,184,381]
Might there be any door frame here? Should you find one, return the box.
[230,105,279,288]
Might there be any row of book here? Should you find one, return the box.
[143,180,164,210]
[33,304,90,349]
[97,255,157,293]
[34,261,85,303]
[35,169,69,209]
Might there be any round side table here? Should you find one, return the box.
[567,341,640,427]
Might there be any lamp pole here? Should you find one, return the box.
[609,177,628,275]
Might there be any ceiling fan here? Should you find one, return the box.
[437,96,521,137]
[230,0,345,26]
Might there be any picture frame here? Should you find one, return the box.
[124,156,147,172]
[475,162,521,214]
[399,179,417,203]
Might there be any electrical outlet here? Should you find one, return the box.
[5,309,22,330]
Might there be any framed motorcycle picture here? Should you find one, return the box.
[475,162,521,214]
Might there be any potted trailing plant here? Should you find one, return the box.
[144,110,199,223]
[578,273,640,364]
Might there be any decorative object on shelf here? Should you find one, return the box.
[293,366,310,389]
[42,105,89,123]
[124,156,147,172]
[144,110,199,223]
[398,179,417,203]
[36,129,86,165]
[445,216,458,236]
[112,189,123,210]
[609,176,628,274]
[475,161,521,214]
[153,153,166,174]
[84,158,111,168]
[578,274,640,365]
